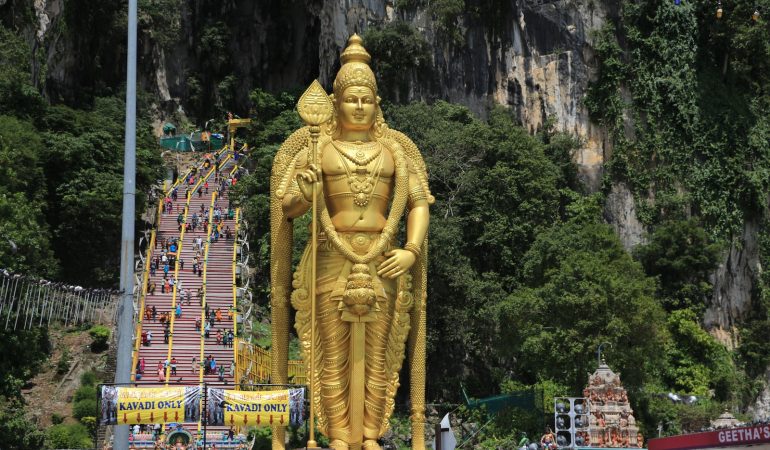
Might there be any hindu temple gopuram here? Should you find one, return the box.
[582,360,644,448]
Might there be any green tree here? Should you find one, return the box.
[0,328,51,398]
[37,97,162,284]
[0,115,47,200]
[0,28,45,119]
[662,309,738,399]
[429,0,465,43]
[490,214,667,391]
[73,397,98,420]
[46,423,93,449]
[138,0,182,50]
[363,22,431,102]
[0,192,58,277]
[384,101,565,396]
[0,398,46,450]
[634,219,722,312]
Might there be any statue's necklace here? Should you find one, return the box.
[332,140,384,209]
[332,140,382,166]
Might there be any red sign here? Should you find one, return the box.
[649,426,770,450]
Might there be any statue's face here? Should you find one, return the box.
[337,86,377,132]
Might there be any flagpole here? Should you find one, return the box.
[113,0,137,448]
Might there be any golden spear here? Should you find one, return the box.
[296,80,334,450]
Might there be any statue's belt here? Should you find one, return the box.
[317,230,395,256]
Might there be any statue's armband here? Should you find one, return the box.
[406,159,428,209]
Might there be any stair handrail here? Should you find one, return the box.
[232,207,240,372]
[130,228,156,382]
[196,183,218,433]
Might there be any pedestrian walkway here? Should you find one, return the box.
[130,147,244,446]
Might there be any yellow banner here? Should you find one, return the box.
[208,388,291,426]
[117,387,186,424]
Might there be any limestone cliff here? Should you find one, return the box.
[21,0,611,190]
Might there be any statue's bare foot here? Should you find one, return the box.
[329,439,350,450]
[362,440,382,450]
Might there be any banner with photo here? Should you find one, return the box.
[99,386,200,425]
[207,388,304,427]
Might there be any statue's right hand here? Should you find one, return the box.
[296,164,322,202]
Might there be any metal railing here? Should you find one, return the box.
[130,229,156,381]
[235,339,306,387]
[0,271,118,330]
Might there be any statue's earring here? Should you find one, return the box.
[325,93,338,136]
[373,99,387,139]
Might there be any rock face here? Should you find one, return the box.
[21,0,611,191]
[315,0,612,191]
[704,219,761,349]
[749,370,770,421]
[603,183,645,251]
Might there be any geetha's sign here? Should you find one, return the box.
[649,425,770,450]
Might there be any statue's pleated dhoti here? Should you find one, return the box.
[294,230,404,444]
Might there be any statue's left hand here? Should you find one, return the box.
[377,249,416,279]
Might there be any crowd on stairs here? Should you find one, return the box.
[114,149,248,450]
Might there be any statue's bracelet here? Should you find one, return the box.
[289,188,311,205]
[404,242,421,259]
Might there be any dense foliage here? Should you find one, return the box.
[0,26,163,284]
[0,398,46,450]
[0,328,51,448]
[493,206,666,390]
[43,371,100,448]
[582,0,770,433]
[586,0,770,236]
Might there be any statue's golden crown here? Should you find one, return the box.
[333,34,377,97]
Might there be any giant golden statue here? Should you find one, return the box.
[270,34,433,450]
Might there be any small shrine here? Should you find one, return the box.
[710,410,740,429]
[582,360,643,448]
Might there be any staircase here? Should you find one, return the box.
[96,331,120,450]
[130,149,244,447]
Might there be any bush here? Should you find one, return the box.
[80,371,97,387]
[73,397,97,420]
[56,348,71,376]
[250,426,271,450]
[74,384,96,403]
[46,423,93,449]
[51,412,64,424]
[88,325,110,352]
[81,416,97,439]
